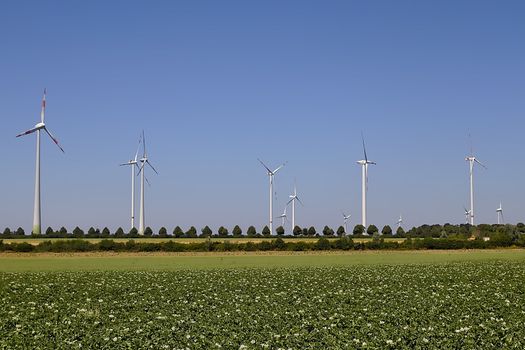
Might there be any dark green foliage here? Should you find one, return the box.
[262,226,271,236]
[87,227,96,236]
[129,227,139,237]
[115,227,125,237]
[353,224,365,235]
[396,226,405,236]
[336,226,345,236]
[293,226,302,236]
[367,225,378,235]
[59,227,68,235]
[247,226,257,237]
[382,225,393,236]
[276,226,285,236]
[173,226,183,238]
[232,225,242,236]
[218,226,229,237]
[144,227,153,236]
[102,227,110,237]
[322,226,334,236]
[315,237,331,250]
[186,226,197,238]
[45,227,54,235]
[3,228,11,236]
[73,226,84,237]
[307,226,316,236]
[201,226,212,237]
[158,227,168,237]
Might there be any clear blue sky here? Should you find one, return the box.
[1,1,524,233]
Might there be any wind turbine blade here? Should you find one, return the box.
[142,130,146,157]
[137,162,145,176]
[134,134,142,162]
[41,89,46,123]
[43,127,65,153]
[119,162,131,166]
[146,160,159,175]
[474,159,487,169]
[286,198,294,206]
[145,176,152,187]
[257,158,272,174]
[296,196,304,206]
[16,127,39,137]
[361,132,368,162]
[273,161,287,174]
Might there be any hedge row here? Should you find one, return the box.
[1,235,525,253]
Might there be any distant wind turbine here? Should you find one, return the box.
[138,131,158,235]
[286,181,303,232]
[16,89,64,234]
[463,207,471,225]
[258,159,286,235]
[120,135,142,230]
[497,202,504,225]
[356,133,376,229]
[465,136,486,225]
[397,214,403,229]
[341,211,351,235]
[277,205,288,227]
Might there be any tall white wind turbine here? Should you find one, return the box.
[465,141,486,225]
[138,131,158,235]
[463,207,471,225]
[16,89,64,234]
[120,135,142,230]
[258,159,286,235]
[397,214,403,229]
[341,211,351,235]
[497,202,504,225]
[356,134,376,229]
[286,181,303,232]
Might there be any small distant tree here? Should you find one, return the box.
[102,227,110,237]
[173,226,183,238]
[201,226,212,237]
[276,226,285,236]
[247,226,256,236]
[381,225,392,236]
[186,226,197,238]
[353,224,365,235]
[367,225,378,235]
[115,227,125,237]
[144,227,153,236]
[322,226,334,236]
[232,225,242,236]
[262,226,271,236]
[59,227,68,235]
[302,228,308,236]
[396,226,405,236]
[87,227,96,236]
[307,226,316,236]
[3,228,11,236]
[45,227,54,235]
[15,227,25,236]
[73,226,84,237]
[336,226,345,236]
[129,227,138,236]
[218,226,229,237]
[158,227,168,237]
[293,226,302,236]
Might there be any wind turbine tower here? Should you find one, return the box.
[397,215,403,229]
[16,89,64,234]
[465,140,486,226]
[258,159,286,235]
[356,134,376,229]
[342,212,351,235]
[138,131,158,235]
[120,135,142,230]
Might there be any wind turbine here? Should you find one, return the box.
[397,214,403,229]
[16,89,64,234]
[120,135,142,230]
[341,211,351,235]
[356,134,376,229]
[286,181,303,232]
[258,159,286,235]
[465,137,486,225]
[497,202,504,225]
[463,207,471,225]
[277,205,288,227]
[138,131,158,235]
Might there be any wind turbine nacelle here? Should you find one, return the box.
[356,160,367,165]
[34,122,45,129]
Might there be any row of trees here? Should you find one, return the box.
[2,223,524,239]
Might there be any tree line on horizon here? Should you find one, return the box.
[2,222,525,239]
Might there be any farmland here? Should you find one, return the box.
[1,251,525,349]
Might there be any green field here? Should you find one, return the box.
[1,249,524,272]
[2,250,525,349]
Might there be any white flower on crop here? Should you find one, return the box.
[98,299,103,303]
[239,345,247,350]
[109,314,115,318]
[386,340,394,345]
[112,337,117,342]
[186,335,191,339]
[251,340,256,344]
[423,338,429,343]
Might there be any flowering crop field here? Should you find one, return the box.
[1,261,525,349]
